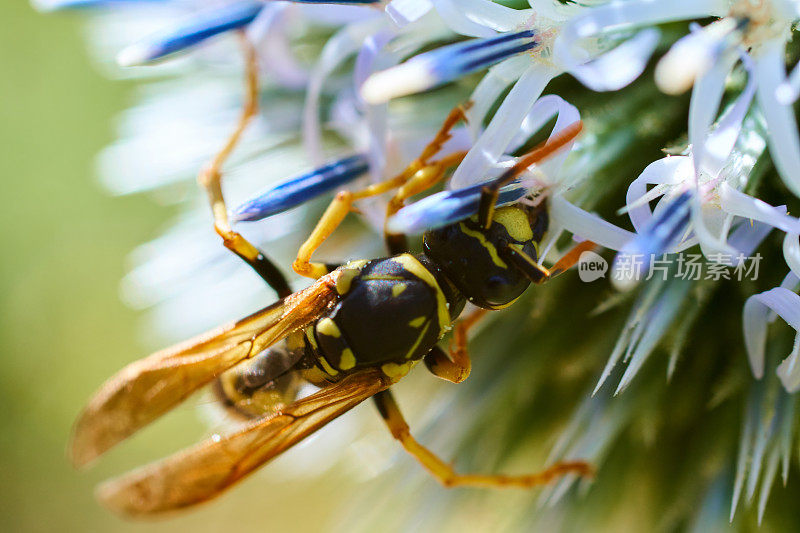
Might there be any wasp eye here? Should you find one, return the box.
[486,275,506,289]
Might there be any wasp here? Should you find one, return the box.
[69,38,595,517]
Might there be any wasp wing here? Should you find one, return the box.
[69,272,342,468]
[97,369,391,517]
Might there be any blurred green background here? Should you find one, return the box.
[0,3,366,531]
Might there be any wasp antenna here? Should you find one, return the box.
[477,120,583,228]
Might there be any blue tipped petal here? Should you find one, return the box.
[620,191,692,259]
[386,183,526,235]
[362,30,539,104]
[117,1,263,66]
[233,154,369,222]
[33,0,165,11]
[611,190,692,290]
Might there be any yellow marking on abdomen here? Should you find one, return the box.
[318,356,339,376]
[305,326,319,350]
[381,361,416,380]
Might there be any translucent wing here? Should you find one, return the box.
[69,271,343,467]
[97,369,391,517]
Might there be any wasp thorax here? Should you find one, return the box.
[423,205,547,309]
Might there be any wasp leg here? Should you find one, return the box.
[383,151,467,254]
[383,103,471,254]
[502,240,597,285]
[373,390,593,488]
[293,186,391,279]
[197,33,292,298]
[418,101,472,164]
[424,307,488,383]
[295,103,473,276]
[478,121,583,229]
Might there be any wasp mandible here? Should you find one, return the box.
[69,36,595,517]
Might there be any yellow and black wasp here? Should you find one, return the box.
[69,39,594,517]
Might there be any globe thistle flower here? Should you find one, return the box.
[610,78,798,287]
[40,0,800,530]
[565,0,800,199]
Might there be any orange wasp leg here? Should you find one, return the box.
[293,103,472,278]
[373,390,593,489]
[197,32,291,297]
[424,307,489,384]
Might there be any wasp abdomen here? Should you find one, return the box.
[213,335,307,420]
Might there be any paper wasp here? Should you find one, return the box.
[69,37,594,517]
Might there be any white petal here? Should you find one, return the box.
[555,0,726,65]
[755,40,800,197]
[247,4,309,90]
[768,272,800,323]
[702,53,757,175]
[450,64,557,188]
[655,22,722,95]
[743,287,800,378]
[771,0,800,19]
[550,195,635,250]
[688,188,739,258]
[385,0,432,27]
[295,3,375,25]
[354,31,397,182]
[626,156,692,232]
[430,0,528,36]
[775,60,800,105]
[777,333,800,392]
[783,233,800,278]
[465,55,529,140]
[304,20,386,164]
[780,271,800,291]
[688,49,738,175]
[507,95,581,175]
[568,29,660,91]
[354,30,395,89]
[719,183,800,233]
